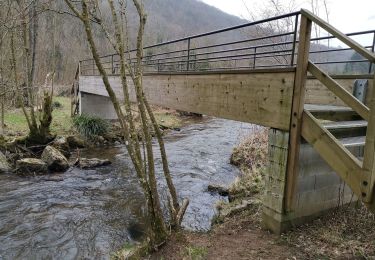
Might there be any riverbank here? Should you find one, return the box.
[0,96,199,173]
[149,127,375,259]
[2,96,192,138]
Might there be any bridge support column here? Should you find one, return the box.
[262,129,290,234]
[262,128,360,234]
[79,92,118,120]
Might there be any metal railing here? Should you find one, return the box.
[79,11,375,76]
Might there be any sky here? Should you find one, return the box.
[200,0,375,46]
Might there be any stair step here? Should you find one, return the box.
[304,104,353,113]
[323,120,367,130]
[304,104,360,121]
[340,136,365,147]
[321,120,367,139]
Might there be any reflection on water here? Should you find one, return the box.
[0,117,252,259]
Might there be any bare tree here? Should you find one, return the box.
[64,0,188,248]
[6,0,55,144]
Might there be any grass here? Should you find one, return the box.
[183,245,208,260]
[4,96,73,137]
[3,98,185,139]
[73,114,109,139]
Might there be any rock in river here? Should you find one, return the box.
[16,158,48,174]
[77,158,111,169]
[52,136,71,158]
[207,184,229,196]
[66,135,85,149]
[0,151,11,173]
[41,146,69,172]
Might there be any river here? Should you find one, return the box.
[0,117,252,259]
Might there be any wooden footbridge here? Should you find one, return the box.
[72,9,375,232]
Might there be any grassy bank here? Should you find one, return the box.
[3,97,186,139]
[4,97,72,137]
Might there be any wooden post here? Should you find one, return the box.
[362,71,375,203]
[284,15,312,212]
[253,47,257,69]
[187,38,191,71]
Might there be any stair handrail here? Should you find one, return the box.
[299,9,375,207]
[301,9,375,63]
[307,61,370,120]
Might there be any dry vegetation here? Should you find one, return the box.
[229,126,268,199]
[283,204,375,258]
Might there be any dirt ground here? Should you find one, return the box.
[151,208,303,260]
[150,203,375,260]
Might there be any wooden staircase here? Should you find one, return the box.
[285,9,375,212]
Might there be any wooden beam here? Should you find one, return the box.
[302,110,363,196]
[362,72,375,203]
[284,16,312,212]
[79,71,295,130]
[301,9,375,63]
[308,61,370,120]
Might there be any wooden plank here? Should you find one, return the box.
[79,71,295,130]
[301,110,363,196]
[323,120,367,130]
[284,16,312,212]
[362,72,375,203]
[301,9,375,63]
[308,61,370,120]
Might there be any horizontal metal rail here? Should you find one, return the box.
[79,10,375,76]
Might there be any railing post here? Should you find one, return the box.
[111,55,114,74]
[187,38,191,71]
[369,32,375,74]
[290,14,299,66]
[253,47,257,69]
[284,15,312,212]
[362,66,375,205]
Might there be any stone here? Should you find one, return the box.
[41,146,69,172]
[78,158,111,169]
[52,136,71,158]
[16,158,47,174]
[114,141,121,146]
[0,151,11,173]
[208,184,229,196]
[66,135,85,149]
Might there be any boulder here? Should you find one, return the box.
[66,135,85,149]
[208,184,229,196]
[41,146,69,172]
[0,151,11,173]
[77,158,111,169]
[52,136,71,158]
[16,158,47,174]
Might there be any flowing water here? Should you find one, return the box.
[0,117,252,259]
